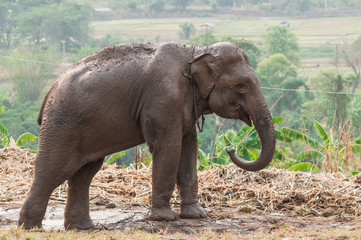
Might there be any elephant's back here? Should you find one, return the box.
[40,43,158,127]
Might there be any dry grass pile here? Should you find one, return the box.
[1,147,361,219]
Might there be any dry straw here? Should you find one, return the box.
[1,147,361,219]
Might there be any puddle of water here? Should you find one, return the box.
[0,206,148,230]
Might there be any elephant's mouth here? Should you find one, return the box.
[241,114,252,127]
[238,104,252,127]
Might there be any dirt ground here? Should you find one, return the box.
[1,204,361,234]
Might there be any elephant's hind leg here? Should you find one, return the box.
[64,158,104,230]
[19,152,78,229]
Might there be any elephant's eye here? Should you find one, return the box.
[238,83,248,92]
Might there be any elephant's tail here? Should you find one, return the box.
[37,83,57,126]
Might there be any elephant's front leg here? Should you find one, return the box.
[177,128,208,218]
[147,128,183,221]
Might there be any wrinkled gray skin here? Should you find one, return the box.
[18,42,276,230]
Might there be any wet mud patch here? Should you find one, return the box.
[1,205,361,234]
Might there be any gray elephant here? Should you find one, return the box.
[19,42,276,230]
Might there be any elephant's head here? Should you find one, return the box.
[190,42,276,171]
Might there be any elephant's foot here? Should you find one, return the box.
[64,219,95,230]
[148,207,178,221]
[180,203,208,219]
[18,220,42,230]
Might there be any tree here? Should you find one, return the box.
[179,23,196,40]
[45,1,91,47]
[256,54,307,118]
[16,1,91,48]
[16,6,49,44]
[128,2,137,10]
[301,69,351,130]
[294,0,313,13]
[171,0,193,11]
[3,46,59,102]
[216,0,234,7]
[150,0,165,13]
[342,36,361,97]
[186,32,218,46]
[0,1,15,48]
[221,37,261,68]
[0,0,67,49]
[257,54,297,87]
[16,0,63,11]
[261,25,300,65]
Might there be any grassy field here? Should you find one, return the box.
[90,16,361,72]
[90,16,361,44]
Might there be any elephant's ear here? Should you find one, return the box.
[191,53,219,99]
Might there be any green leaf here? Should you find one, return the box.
[15,132,37,147]
[212,157,228,165]
[273,149,284,160]
[249,149,259,160]
[294,150,324,161]
[354,136,361,145]
[275,129,292,143]
[313,120,329,143]
[197,149,207,161]
[281,127,320,148]
[351,144,361,154]
[272,117,283,124]
[224,130,236,143]
[0,123,10,145]
[0,106,4,115]
[238,125,254,137]
[288,162,320,173]
[107,151,126,165]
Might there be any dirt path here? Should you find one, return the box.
[1,205,361,234]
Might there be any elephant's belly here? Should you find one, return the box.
[79,118,145,160]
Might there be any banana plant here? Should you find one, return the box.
[106,151,126,164]
[282,120,361,173]
[213,117,285,168]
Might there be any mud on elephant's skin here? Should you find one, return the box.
[18,42,276,230]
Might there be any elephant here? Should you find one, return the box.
[18,41,276,230]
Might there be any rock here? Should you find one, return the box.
[322,209,335,217]
[106,203,116,208]
[95,200,107,206]
[236,206,252,213]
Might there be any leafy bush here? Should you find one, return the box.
[0,106,37,149]
[0,101,41,149]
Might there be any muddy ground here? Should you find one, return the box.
[1,204,361,234]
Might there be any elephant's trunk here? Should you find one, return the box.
[226,101,276,171]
